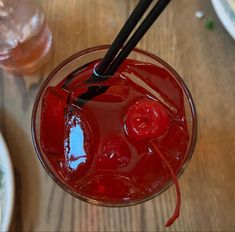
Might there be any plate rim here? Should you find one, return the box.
[0,132,15,232]
[211,0,235,40]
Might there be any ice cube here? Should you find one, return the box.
[96,135,131,170]
[79,173,142,202]
[93,84,129,102]
[132,151,165,193]
[40,86,68,157]
[159,121,189,162]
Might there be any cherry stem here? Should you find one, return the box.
[150,141,181,227]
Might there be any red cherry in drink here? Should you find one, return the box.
[125,98,169,141]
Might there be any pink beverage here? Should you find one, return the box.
[32,46,197,226]
[0,0,52,75]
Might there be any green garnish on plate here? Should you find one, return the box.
[205,19,215,30]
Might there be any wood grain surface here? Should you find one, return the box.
[0,0,235,231]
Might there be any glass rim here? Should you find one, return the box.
[31,44,197,207]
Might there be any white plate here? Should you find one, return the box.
[212,0,235,40]
[0,132,14,232]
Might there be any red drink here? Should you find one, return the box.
[32,46,196,225]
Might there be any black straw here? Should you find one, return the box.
[95,0,153,76]
[105,0,171,76]
[75,0,171,105]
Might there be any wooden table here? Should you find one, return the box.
[0,0,235,231]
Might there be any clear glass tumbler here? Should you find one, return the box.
[0,0,52,75]
[32,45,197,206]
